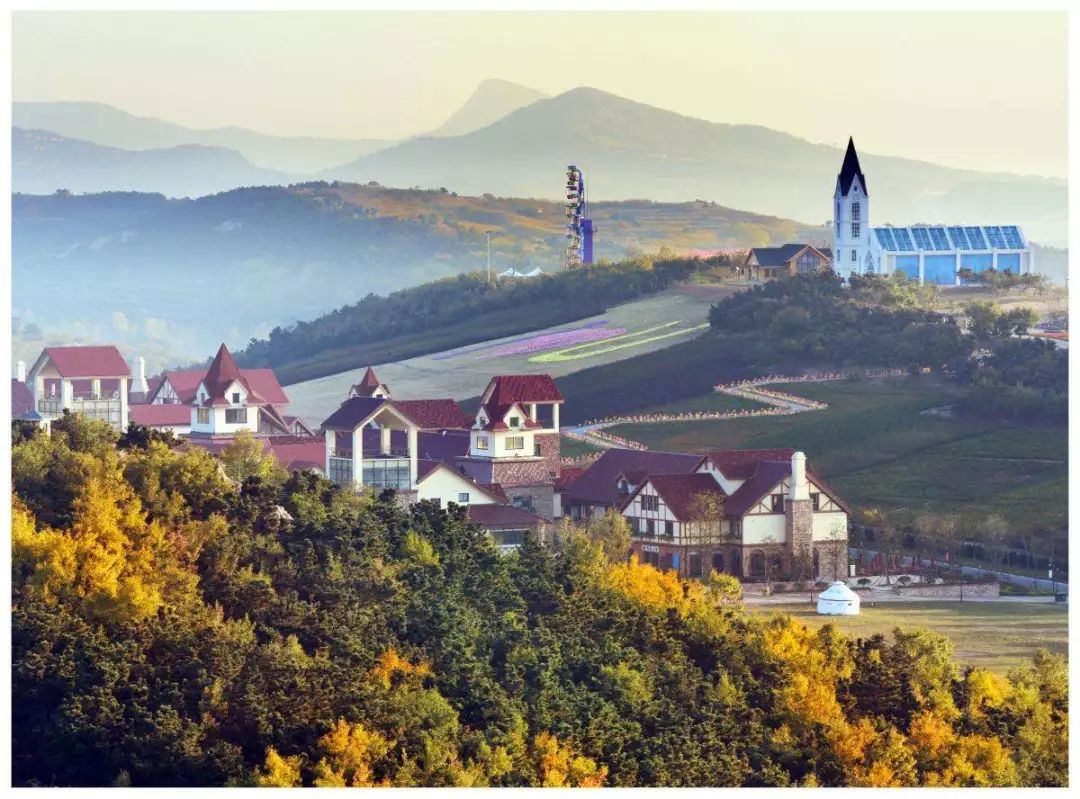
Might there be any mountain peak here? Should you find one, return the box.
[427,79,548,138]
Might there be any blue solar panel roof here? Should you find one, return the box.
[871,225,1027,253]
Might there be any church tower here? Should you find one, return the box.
[833,137,871,278]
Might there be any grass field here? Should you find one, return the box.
[605,376,1066,534]
[757,601,1068,674]
[627,389,763,416]
[561,435,604,459]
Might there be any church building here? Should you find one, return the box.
[832,137,1034,285]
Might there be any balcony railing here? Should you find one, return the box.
[37,398,124,427]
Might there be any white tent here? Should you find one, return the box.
[497,268,523,279]
[523,267,545,277]
[816,581,861,616]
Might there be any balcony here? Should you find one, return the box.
[37,397,124,427]
[327,455,411,490]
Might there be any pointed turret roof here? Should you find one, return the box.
[350,366,390,399]
[199,343,259,405]
[837,136,867,197]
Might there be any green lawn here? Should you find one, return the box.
[631,390,763,416]
[757,601,1068,674]
[605,377,1066,534]
[561,435,604,459]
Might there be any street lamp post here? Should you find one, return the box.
[485,231,492,284]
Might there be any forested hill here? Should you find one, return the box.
[13,183,816,366]
[236,257,704,385]
[10,415,1068,787]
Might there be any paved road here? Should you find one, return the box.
[854,548,1067,592]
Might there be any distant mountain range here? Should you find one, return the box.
[14,85,1066,246]
[323,87,1067,246]
[13,100,394,173]
[13,127,293,197]
[12,183,818,368]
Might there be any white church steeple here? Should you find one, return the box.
[833,137,873,278]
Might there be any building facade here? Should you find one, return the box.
[832,136,1033,284]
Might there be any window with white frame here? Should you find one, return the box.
[509,416,520,428]
[505,435,525,451]
[851,203,861,238]
[197,408,210,425]
[458,492,470,504]
[641,494,659,512]
[231,391,241,404]
[225,408,248,424]
[851,250,857,263]
[475,436,489,450]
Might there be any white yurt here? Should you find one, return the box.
[816,581,861,616]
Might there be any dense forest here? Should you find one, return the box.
[237,256,701,384]
[11,415,1067,786]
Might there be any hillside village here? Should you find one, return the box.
[11,139,1062,584]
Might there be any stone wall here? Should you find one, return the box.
[785,498,814,580]
[534,432,562,479]
[893,582,1000,599]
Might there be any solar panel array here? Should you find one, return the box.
[871,225,1026,252]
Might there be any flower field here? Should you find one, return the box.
[477,323,627,360]
[529,321,709,363]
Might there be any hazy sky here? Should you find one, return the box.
[13,11,1067,177]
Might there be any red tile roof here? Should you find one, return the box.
[351,366,387,397]
[561,448,705,507]
[554,466,585,490]
[201,344,253,406]
[42,346,130,378]
[707,449,795,480]
[11,379,34,417]
[466,503,545,530]
[482,374,563,406]
[242,369,290,406]
[626,473,726,521]
[129,403,192,427]
[395,399,471,430]
[721,460,790,517]
[267,437,326,472]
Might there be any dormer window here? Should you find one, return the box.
[232,391,240,404]
[509,416,520,428]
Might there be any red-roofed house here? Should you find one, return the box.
[458,374,565,519]
[348,366,391,399]
[26,345,132,429]
[604,447,849,582]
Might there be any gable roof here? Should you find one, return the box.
[628,473,726,521]
[395,399,471,430]
[321,396,393,430]
[478,400,543,432]
[723,460,792,517]
[38,346,130,378]
[837,136,867,197]
[747,243,809,268]
[561,447,705,507]
[482,374,564,406]
[416,460,504,503]
[241,369,290,406]
[707,448,795,480]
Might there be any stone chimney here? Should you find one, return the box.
[786,450,814,580]
[789,451,810,501]
[134,356,149,394]
[16,360,26,383]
